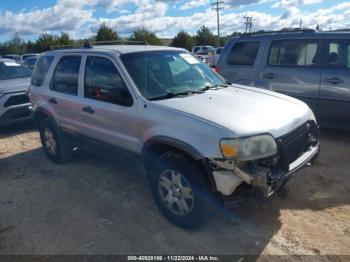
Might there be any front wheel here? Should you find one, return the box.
[147,152,210,229]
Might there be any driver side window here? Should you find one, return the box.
[84,56,133,107]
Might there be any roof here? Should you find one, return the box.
[234,30,350,40]
[0,58,20,63]
[44,45,184,56]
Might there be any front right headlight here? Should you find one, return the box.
[220,134,277,161]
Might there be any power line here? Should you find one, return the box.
[211,0,224,47]
[244,16,253,33]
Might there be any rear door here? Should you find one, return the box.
[48,54,83,131]
[219,40,262,86]
[258,39,322,114]
[318,39,350,129]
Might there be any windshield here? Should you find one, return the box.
[121,51,226,100]
[0,61,31,80]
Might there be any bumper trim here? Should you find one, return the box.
[270,143,320,186]
[289,144,319,171]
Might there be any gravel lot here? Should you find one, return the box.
[0,123,349,258]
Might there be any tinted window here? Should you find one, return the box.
[22,55,36,60]
[216,48,223,55]
[31,56,54,86]
[51,56,81,95]
[0,61,31,80]
[84,56,132,106]
[268,40,320,67]
[228,42,260,65]
[327,41,350,69]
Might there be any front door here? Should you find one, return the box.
[76,54,138,153]
[318,39,350,129]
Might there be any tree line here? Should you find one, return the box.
[0,23,239,55]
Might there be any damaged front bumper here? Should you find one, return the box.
[210,143,320,199]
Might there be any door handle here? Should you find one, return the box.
[324,77,344,84]
[262,72,275,79]
[82,106,95,114]
[48,98,58,104]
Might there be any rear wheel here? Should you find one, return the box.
[147,152,210,229]
[39,119,73,164]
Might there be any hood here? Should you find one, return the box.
[0,77,31,94]
[152,85,314,138]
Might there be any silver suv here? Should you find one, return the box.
[0,59,32,126]
[29,45,320,229]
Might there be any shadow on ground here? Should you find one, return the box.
[0,122,36,139]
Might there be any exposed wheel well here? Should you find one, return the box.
[142,142,219,201]
[33,111,50,127]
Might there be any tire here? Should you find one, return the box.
[39,119,73,164]
[147,151,210,229]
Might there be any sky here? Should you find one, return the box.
[0,0,349,41]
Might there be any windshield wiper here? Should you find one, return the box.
[149,90,204,101]
[201,84,229,91]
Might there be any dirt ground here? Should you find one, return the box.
[0,123,349,259]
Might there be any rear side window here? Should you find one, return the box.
[51,56,81,95]
[327,40,350,69]
[31,56,54,86]
[84,56,132,106]
[228,41,260,65]
[268,40,320,67]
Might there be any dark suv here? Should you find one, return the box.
[217,30,350,130]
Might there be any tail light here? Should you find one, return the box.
[214,67,220,73]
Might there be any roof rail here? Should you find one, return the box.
[242,28,316,37]
[50,40,148,50]
[92,40,148,45]
[50,41,92,50]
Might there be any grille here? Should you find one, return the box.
[4,94,29,107]
[278,121,318,169]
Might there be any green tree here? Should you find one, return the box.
[96,23,118,42]
[7,33,26,54]
[129,28,162,45]
[57,32,74,46]
[195,25,216,46]
[170,30,195,51]
[34,33,57,52]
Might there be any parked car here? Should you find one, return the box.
[23,56,38,70]
[1,54,21,62]
[208,47,223,67]
[29,45,319,229]
[192,46,215,64]
[20,53,39,63]
[217,29,350,130]
[0,59,32,126]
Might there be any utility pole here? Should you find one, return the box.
[211,0,224,47]
[244,16,253,33]
[299,19,302,29]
